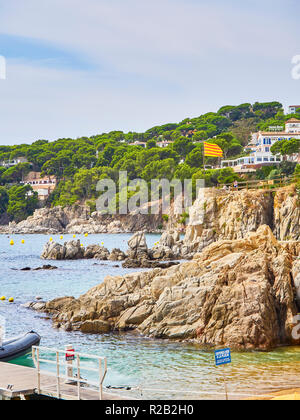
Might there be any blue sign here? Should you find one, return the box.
[215,348,231,366]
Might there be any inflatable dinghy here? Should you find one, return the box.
[0,331,41,362]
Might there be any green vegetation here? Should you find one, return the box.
[0,101,298,222]
[7,185,38,223]
[270,138,300,157]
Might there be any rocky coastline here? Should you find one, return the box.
[18,185,300,350]
[0,205,167,235]
[0,185,299,241]
[27,225,300,350]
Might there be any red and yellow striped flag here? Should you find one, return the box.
[203,142,223,157]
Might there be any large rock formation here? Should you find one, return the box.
[273,187,300,241]
[41,240,116,261]
[4,205,90,234]
[40,233,178,267]
[31,225,300,350]
[159,186,300,257]
[41,240,85,260]
[182,188,274,253]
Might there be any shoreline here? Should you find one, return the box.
[2,231,300,401]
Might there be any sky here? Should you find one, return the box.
[0,0,299,145]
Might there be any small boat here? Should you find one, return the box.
[0,331,41,362]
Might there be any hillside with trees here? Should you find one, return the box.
[0,101,299,223]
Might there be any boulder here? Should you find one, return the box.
[127,231,149,260]
[64,240,84,260]
[34,265,58,271]
[80,320,111,334]
[84,245,110,260]
[42,241,110,260]
[41,242,66,260]
[108,249,126,261]
[41,240,84,260]
[128,231,148,252]
[159,230,180,248]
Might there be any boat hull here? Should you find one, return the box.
[0,332,41,362]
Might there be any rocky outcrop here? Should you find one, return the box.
[41,240,85,260]
[108,249,127,261]
[181,188,274,254]
[125,231,149,261]
[121,232,181,268]
[2,205,90,234]
[158,186,300,257]
[84,245,110,260]
[273,186,300,241]
[1,185,299,241]
[31,225,300,350]
[19,265,58,271]
[0,205,164,234]
[149,230,184,260]
[41,240,124,261]
[40,231,180,265]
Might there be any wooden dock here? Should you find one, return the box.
[0,362,130,400]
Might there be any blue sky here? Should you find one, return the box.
[0,0,299,145]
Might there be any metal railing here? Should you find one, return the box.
[32,346,107,400]
[218,174,300,191]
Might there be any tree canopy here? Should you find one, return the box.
[2,100,298,221]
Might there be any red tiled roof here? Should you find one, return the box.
[285,118,300,124]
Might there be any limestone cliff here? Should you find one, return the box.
[182,185,300,254]
[29,226,300,350]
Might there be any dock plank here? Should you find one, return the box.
[0,362,131,400]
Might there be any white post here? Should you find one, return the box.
[77,355,81,400]
[37,348,41,394]
[65,345,74,384]
[56,351,61,399]
[99,360,102,401]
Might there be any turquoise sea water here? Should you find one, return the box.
[1,233,300,400]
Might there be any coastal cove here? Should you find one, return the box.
[1,234,300,400]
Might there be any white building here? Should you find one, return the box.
[156,140,174,148]
[0,156,28,168]
[128,141,147,148]
[289,105,300,114]
[221,118,300,171]
[128,140,174,148]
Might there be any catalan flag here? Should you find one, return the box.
[204,142,223,157]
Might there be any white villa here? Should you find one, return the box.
[289,105,300,114]
[221,118,300,172]
[0,156,28,168]
[128,140,174,148]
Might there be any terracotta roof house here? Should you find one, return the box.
[21,172,57,201]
